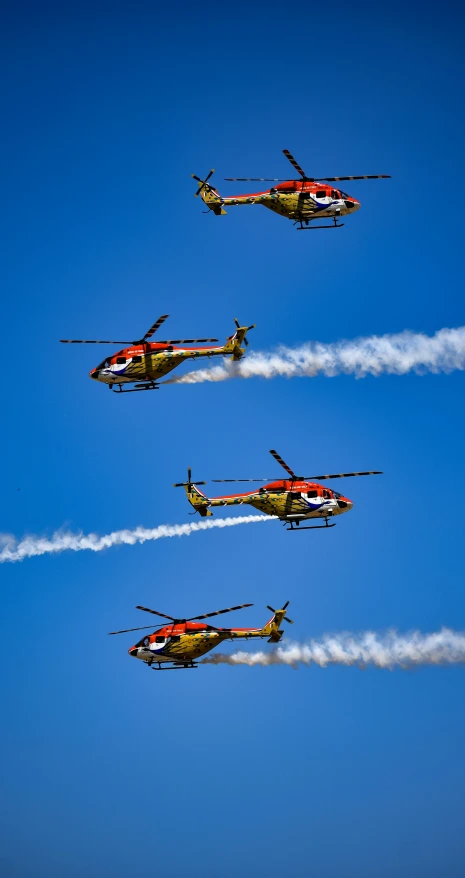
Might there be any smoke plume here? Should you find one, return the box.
[166,326,465,385]
[202,629,465,669]
[0,515,274,563]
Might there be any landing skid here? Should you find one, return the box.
[149,661,198,671]
[296,219,344,231]
[286,519,336,531]
[110,381,160,393]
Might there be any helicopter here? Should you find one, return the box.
[109,601,293,670]
[60,315,255,393]
[175,449,382,530]
[192,148,390,230]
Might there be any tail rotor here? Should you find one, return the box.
[234,317,255,347]
[192,169,215,198]
[267,600,294,625]
[173,467,207,491]
[265,600,293,642]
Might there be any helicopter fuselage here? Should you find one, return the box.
[188,480,353,522]
[128,621,266,665]
[89,342,228,386]
[204,180,361,223]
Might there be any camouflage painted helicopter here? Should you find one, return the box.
[60,315,255,393]
[193,148,390,230]
[109,601,292,670]
[175,449,382,530]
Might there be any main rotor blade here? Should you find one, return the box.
[154,338,219,345]
[108,625,157,635]
[224,177,289,182]
[318,175,391,182]
[136,606,177,621]
[186,603,253,622]
[303,471,383,481]
[142,314,169,341]
[211,478,275,482]
[269,449,298,480]
[283,149,307,179]
[60,339,133,344]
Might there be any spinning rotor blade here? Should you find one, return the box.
[225,177,289,182]
[133,603,253,625]
[173,466,207,487]
[318,175,391,182]
[233,318,255,346]
[61,315,171,346]
[155,338,218,345]
[173,481,207,486]
[303,471,383,481]
[60,339,133,344]
[269,449,299,480]
[136,606,178,622]
[108,625,157,635]
[192,169,215,197]
[185,603,253,622]
[142,315,169,341]
[212,478,276,482]
[283,149,307,179]
[267,600,293,624]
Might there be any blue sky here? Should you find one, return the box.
[1,2,465,876]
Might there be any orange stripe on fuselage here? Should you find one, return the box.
[211,479,318,499]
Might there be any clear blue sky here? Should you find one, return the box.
[2,2,465,876]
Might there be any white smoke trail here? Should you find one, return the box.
[202,629,465,669]
[166,326,465,385]
[0,515,274,563]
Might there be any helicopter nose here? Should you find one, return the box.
[89,369,100,380]
[128,647,138,658]
[337,498,353,510]
[344,200,359,210]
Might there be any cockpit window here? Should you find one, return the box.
[333,490,342,499]
[97,358,111,369]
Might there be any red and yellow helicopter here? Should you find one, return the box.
[60,315,255,393]
[175,449,382,530]
[193,148,390,230]
[109,601,293,670]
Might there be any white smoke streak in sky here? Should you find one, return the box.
[0,515,274,564]
[202,630,465,669]
[166,326,465,385]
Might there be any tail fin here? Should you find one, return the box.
[173,469,213,517]
[192,171,227,216]
[260,602,293,643]
[223,318,256,361]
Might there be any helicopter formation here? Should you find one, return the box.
[62,147,390,671]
